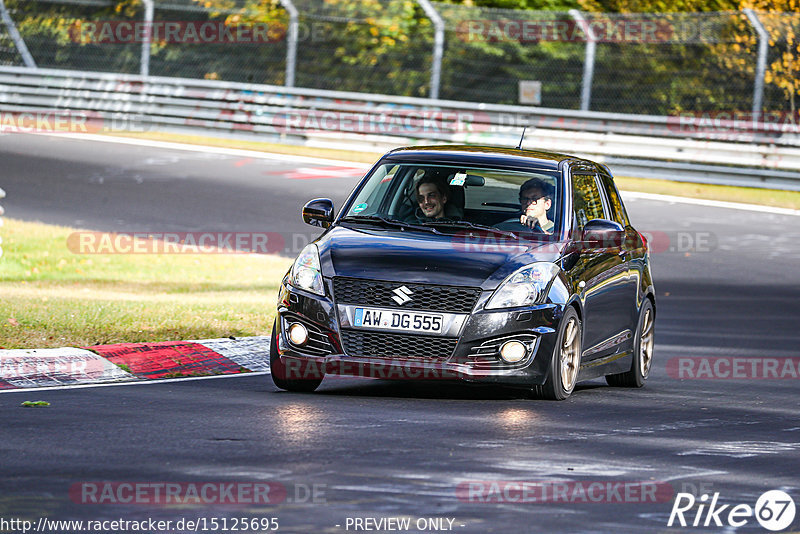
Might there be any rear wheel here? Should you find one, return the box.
[606,299,654,388]
[270,319,323,392]
[532,307,581,400]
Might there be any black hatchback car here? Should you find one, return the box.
[271,145,655,399]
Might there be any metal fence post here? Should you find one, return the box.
[416,0,444,100]
[278,0,298,88]
[0,0,36,68]
[743,9,768,117]
[141,0,154,77]
[569,9,596,112]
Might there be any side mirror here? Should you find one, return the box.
[581,219,625,249]
[302,198,334,228]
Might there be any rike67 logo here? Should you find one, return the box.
[668,490,796,531]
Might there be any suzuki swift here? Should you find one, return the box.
[271,145,655,400]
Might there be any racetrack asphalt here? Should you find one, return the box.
[1,133,799,533]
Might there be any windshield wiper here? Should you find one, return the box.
[339,215,444,235]
[419,220,518,240]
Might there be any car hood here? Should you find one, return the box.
[317,225,564,290]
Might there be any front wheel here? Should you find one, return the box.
[532,307,582,400]
[270,319,323,393]
[606,299,654,388]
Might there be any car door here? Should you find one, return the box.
[568,171,633,362]
[597,169,640,349]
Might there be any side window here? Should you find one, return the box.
[599,173,629,227]
[571,173,606,229]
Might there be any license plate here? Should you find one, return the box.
[353,307,443,334]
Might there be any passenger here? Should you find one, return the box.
[415,174,450,220]
[499,178,555,234]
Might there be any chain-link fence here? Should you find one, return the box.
[1,0,798,116]
[758,11,800,114]
[13,0,142,73]
[0,0,27,66]
[434,4,585,110]
[288,0,435,97]
[0,27,21,67]
[148,0,287,84]
[587,12,760,115]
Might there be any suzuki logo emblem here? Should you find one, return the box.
[391,285,413,305]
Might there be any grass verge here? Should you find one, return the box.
[0,218,292,349]
[110,131,800,211]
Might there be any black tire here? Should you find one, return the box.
[270,319,323,392]
[532,307,582,400]
[606,299,654,388]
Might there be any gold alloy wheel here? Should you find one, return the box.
[560,317,581,392]
[639,307,654,379]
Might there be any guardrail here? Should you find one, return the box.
[2,66,800,191]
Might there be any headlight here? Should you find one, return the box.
[485,262,560,309]
[290,244,324,296]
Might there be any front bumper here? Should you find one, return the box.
[275,279,564,387]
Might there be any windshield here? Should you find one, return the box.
[342,162,561,236]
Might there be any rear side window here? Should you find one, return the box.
[599,173,629,227]
[571,173,606,229]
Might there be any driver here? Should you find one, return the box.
[415,174,450,220]
[498,178,555,234]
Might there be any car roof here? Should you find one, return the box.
[383,145,583,170]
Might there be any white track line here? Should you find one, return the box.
[0,371,269,394]
[34,132,373,168]
[27,133,800,216]
[622,191,800,217]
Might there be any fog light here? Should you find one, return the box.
[288,323,308,346]
[500,340,527,363]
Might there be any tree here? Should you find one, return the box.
[578,0,798,114]
[742,0,800,115]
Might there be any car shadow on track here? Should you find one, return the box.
[272,378,607,400]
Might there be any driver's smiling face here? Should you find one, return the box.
[417,183,447,219]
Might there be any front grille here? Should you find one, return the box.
[340,329,458,361]
[333,277,481,314]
